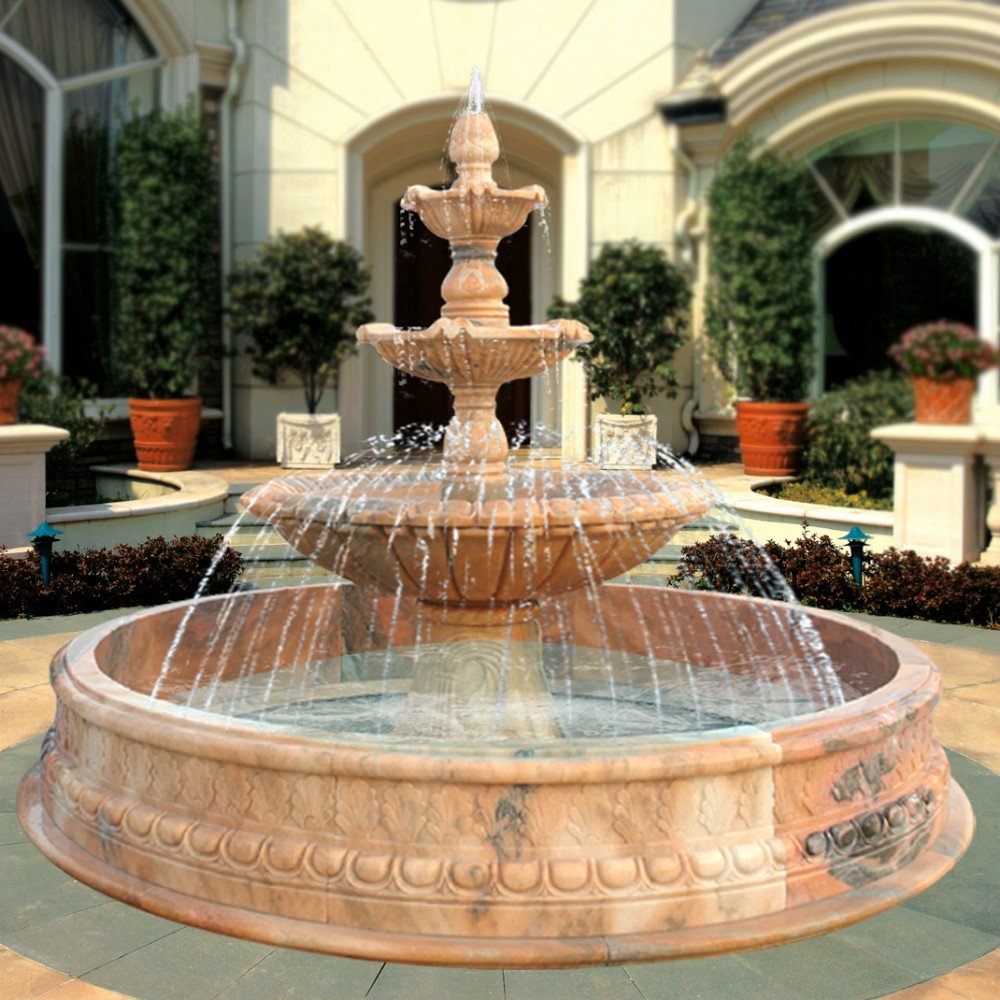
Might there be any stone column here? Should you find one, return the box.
[979,428,1000,565]
[0,424,70,555]
[871,423,982,564]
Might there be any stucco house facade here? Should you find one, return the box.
[3,0,1000,463]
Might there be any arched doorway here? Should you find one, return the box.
[823,226,976,387]
[0,52,44,338]
[340,98,590,458]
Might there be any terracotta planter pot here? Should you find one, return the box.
[0,376,21,425]
[912,377,974,424]
[128,397,202,472]
[735,400,810,477]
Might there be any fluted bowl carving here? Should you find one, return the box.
[357,318,591,387]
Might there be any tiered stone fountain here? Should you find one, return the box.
[18,83,973,968]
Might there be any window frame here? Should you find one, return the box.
[0,1,165,377]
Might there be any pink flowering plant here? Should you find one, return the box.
[0,325,45,383]
[889,321,1000,382]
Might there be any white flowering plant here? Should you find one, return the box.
[889,321,999,382]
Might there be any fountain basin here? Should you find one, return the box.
[18,583,972,968]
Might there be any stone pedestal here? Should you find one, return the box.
[593,413,658,469]
[871,423,995,564]
[0,424,69,554]
[276,412,341,468]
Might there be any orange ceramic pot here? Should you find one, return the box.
[735,401,810,477]
[0,376,21,425]
[912,377,974,424]
[128,397,201,472]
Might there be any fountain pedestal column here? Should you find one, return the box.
[392,602,561,740]
[444,386,507,479]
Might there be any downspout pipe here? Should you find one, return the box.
[220,0,247,453]
[669,123,701,456]
[659,95,727,458]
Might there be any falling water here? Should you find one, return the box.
[466,65,484,115]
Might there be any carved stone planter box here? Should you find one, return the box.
[594,413,658,470]
[276,412,341,469]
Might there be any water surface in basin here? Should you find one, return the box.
[175,642,863,748]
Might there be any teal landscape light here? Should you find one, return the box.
[28,521,63,585]
[841,525,871,587]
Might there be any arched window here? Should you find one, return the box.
[806,120,1000,408]
[807,120,1000,235]
[0,0,162,390]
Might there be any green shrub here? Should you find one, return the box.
[801,370,912,499]
[548,241,689,414]
[18,372,106,503]
[113,105,217,398]
[673,532,1000,627]
[0,535,243,619]
[704,135,815,402]
[228,228,373,414]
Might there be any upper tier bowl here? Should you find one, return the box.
[402,182,546,242]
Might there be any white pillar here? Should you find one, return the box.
[872,424,983,564]
[0,424,70,554]
[980,434,1000,565]
[559,144,590,462]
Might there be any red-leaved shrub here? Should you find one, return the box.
[674,532,999,628]
[0,535,243,620]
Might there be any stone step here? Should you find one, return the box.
[195,512,289,544]
[224,485,254,516]
[239,564,341,591]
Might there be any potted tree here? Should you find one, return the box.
[549,241,689,469]
[704,135,816,476]
[114,105,216,472]
[228,227,373,468]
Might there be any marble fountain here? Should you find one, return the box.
[18,78,973,968]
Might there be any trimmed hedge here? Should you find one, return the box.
[1,535,243,620]
[673,532,999,628]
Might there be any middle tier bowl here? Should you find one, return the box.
[242,467,711,603]
[357,318,592,386]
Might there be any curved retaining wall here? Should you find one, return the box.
[46,466,228,550]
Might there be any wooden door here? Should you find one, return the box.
[393,202,532,448]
